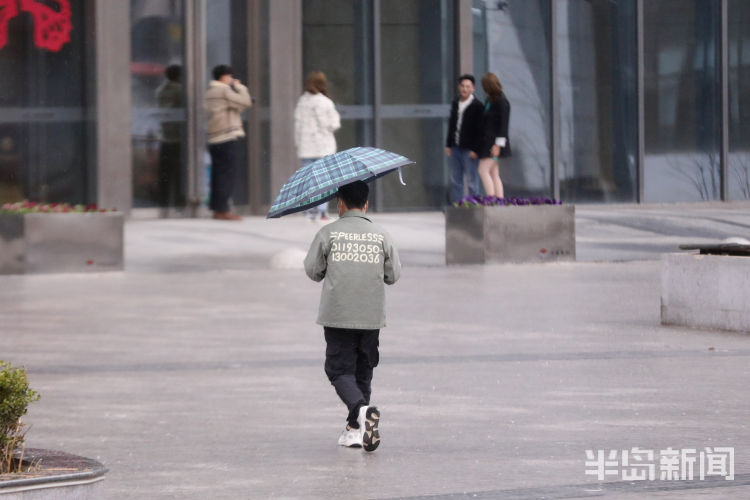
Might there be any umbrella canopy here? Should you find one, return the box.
[267,147,414,218]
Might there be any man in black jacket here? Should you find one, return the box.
[445,74,484,203]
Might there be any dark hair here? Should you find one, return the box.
[457,74,475,85]
[481,72,503,101]
[212,64,232,81]
[304,71,329,97]
[337,181,369,209]
[165,64,181,82]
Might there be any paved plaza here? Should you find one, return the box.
[1,204,750,499]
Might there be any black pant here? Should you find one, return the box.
[158,142,185,208]
[324,327,380,429]
[208,140,238,212]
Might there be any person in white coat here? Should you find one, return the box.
[294,71,341,220]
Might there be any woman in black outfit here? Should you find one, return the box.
[478,73,511,197]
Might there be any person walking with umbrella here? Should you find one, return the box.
[294,71,341,221]
[304,180,401,452]
[477,72,511,198]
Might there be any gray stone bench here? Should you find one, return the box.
[445,205,575,265]
[0,213,123,274]
[661,243,750,333]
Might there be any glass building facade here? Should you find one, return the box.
[476,0,750,204]
[0,0,94,205]
[1,0,749,214]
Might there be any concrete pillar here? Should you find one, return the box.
[247,0,266,214]
[268,0,302,200]
[456,0,474,76]
[94,0,132,214]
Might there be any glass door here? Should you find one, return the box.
[130,0,188,212]
[378,0,454,210]
[130,0,255,216]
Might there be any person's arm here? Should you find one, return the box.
[304,231,328,282]
[494,98,509,149]
[314,97,341,134]
[486,101,501,158]
[445,101,457,148]
[383,233,401,285]
[325,99,341,133]
[468,101,484,157]
[224,81,252,110]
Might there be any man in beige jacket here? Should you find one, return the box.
[203,65,252,220]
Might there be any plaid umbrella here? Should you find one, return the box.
[267,147,414,218]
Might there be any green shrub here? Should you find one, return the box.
[0,361,40,474]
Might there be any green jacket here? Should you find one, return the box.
[304,210,401,329]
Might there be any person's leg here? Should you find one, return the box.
[157,142,171,209]
[208,143,222,212]
[161,142,183,209]
[324,327,367,429]
[478,157,496,197]
[219,140,237,212]
[490,161,504,198]
[356,332,381,454]
[354,329,381,452]
[354,329,379,404]
[170,142,185,207]
[210,140,240,217]
[209,141,233,213]
[448,147,465,203]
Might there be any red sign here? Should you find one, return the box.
[0,0,72,52]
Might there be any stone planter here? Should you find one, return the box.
[0,213,124,274]
[661,253,750,332]
[445,205,575,264]
[0,449,107,499]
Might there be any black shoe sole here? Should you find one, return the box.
[362,407,380,452]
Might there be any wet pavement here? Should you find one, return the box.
[1,203,749,499]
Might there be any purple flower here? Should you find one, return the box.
[453,195,562,208]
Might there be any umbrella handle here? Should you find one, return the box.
[398,166,406,186]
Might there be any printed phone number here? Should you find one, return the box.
[331,242,382,263]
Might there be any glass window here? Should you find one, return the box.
[130,0,187,209]
[379,0,453,210]
[556,0,638,203]
[473,0,488,79]
[303,0,374,152]
[479,0,552,199]
[0,0,92,204]
[301,1,372,215]
[728,0,750,200]
[643,0,721,202]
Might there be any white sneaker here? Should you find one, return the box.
[357,406,380,452]
[337,428,362,448]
